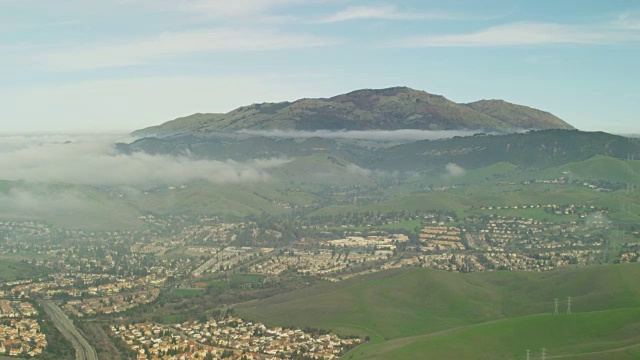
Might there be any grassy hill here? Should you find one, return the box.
[376,130,640,172]
[353,309,640,360]
[555,155,640,185]
[236,264,640,359]
[2,153,639,228]
[134,181,318,217]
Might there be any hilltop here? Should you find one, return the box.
[132,87,573,137]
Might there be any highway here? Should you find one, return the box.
[40,300,98,360]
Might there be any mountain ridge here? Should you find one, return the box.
[132,87,574,137]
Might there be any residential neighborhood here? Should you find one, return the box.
[111,317,360,360]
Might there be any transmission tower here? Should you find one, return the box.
[567,296,572,314]
[554,298,558,315]
[541,348,547,360]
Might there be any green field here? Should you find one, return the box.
[230,274,264,284]
[236,264,640,359]
[352,309,640,360]
[0,260,44,282]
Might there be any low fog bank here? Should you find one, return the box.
[238,129,485,141]
[0,134,290,188]
[0,187,95,213]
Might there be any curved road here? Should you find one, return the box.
[40,300,98,360]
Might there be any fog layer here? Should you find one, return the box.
[238,129,483,141]
[0,134,289,187]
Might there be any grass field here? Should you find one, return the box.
[350,309,640,360]
[236,263,640,359]
[170,288,203,297]
[0,260,44,282]
[230,274,264,284]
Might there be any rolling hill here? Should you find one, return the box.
[235,263,640,359]
[132,87,573,137]
[374,130,640,172]
[123,129,640,174]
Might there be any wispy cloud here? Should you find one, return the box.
[141,0,301,17]
[394,21,640,47]
[614,10,640,30]
[37,28,337,71]
[319,5,456,23]
[0,0,306,22]
[238,129,482,141]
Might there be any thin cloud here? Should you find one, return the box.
[319,5,457,23]
[345,164,372,177]
[139,0,305,17]
[445,163,466,177]
[238,129,482,141]
[614,10,640,30]
[39,28,338,71]
[394,21,640,47]
[0,0,305,22]
[0,188,93,215]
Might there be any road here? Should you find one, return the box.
[40,300,98,360]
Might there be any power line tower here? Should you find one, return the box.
[541,348,547,360]
[567,296,572,314]
[554,298,559,315]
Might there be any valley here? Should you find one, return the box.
[1,90,639,359]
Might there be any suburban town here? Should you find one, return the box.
[0,300,46,357]
[0,198,637,358]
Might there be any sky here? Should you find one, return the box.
[1,0,639,133]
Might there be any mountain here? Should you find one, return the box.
[132,87,574,137]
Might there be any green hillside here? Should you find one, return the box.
[377,130,640,172]
[2,152,639,228]
[354,309,640,360]
[135,181,318,217]
[236,264,640,359]
[556,156,640,185]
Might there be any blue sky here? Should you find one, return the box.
[1,0,639,133]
